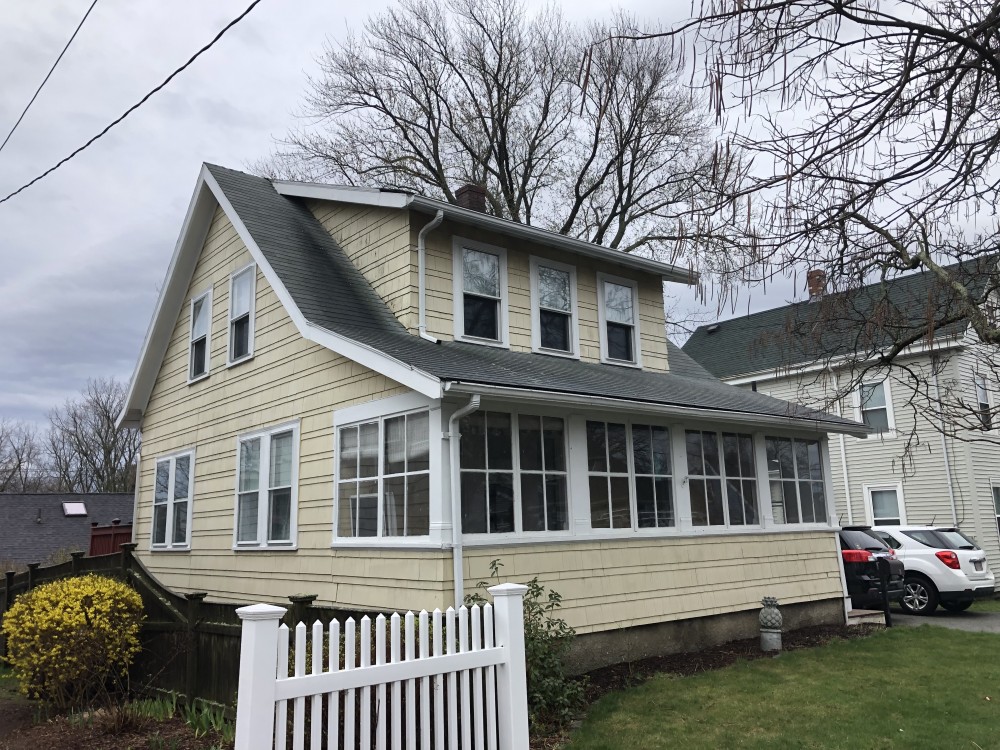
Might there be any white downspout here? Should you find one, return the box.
[932,363,959,525]
[830,369,854,525]
[447,394,481,608]
[418,210,445,343]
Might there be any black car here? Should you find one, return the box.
[838,527,905,609]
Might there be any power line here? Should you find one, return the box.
[0,0,99,157]
[0,0,264,206]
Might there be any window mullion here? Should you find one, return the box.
[512,413,522,534]
[376,418,385,539]
[259,435,270,545]
[166,458,176,547]
[626,422,637,531]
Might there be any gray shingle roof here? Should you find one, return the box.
[206,164,863,433]
[682,257,996,380]
[0,493,134,567]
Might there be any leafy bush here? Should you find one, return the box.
[1,574,144,708]
[468,559,585,732]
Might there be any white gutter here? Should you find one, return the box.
[417,210,444,343]
[932,363,959,525]
[447,394,481,608]
[829,369,854,525]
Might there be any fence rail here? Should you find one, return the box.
[235,583,529,750]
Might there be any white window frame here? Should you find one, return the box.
[151,448,195,551]
[763,435,829,526]
[991,479,1000,543]
[596,272,642,367]
[854,378,896,438]
[227,263,256,366]
[683,429,762,530]
[452,237,509,348]
[529,256,579,358]
[974,374,993,430]
[864,482,906,526]
[187,289,212,383]
[232,420,299,550]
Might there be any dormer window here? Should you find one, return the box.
[228,265,256,364]
[453,238,507,346]
[188,289,211,381]
[597,274,641,366]
[530,257,578,356]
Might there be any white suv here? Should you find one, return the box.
[870,526,995,615]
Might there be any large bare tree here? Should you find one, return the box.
[257,0,738,264]
[0,419,45,492]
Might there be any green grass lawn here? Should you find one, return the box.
[568,627,1000,749]
[972,597,1000,613]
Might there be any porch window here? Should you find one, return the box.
[336,410,430,538]
[152,450,194,549]
[460,412,514,533]
[765,437,826,523]
[975,376,992,430]
[686,430,758,527]
[597,275,640,364]
[228,265,255,363]
[236,423,298,547]
[188,290,211,381]
[455,241,507,345]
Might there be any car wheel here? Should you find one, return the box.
[941,600,973,613]
[900,576,939,615]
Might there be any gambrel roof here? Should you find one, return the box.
[119,164,868,436]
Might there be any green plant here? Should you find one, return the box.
[127,692,179,722]
[183,700,235,743]
[468,558,585,732]
[1,573,144,709]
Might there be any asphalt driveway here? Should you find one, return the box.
[892,607,1000,633]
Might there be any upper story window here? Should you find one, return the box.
[454,239,507,346]
[974,376,992,430]
[236,422,298,548]
[152,450,194,549]
[228,265,256,364]
[586,421,674,530]
[766,437,826,524]
[686,430,758,527]
[530,258,577,356]
[597,274,641,366]
[336,410,430,538]
[188,290,211,381]
[858,380,893,435]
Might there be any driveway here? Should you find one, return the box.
[891,607,1000,633]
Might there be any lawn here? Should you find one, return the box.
[567,627,1000,749]
[971,597,1000,613]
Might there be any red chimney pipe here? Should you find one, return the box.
[456,184,487,213]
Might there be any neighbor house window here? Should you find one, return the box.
[228,265,256,363]
[336,410,430,538]
[586,421,674,530]
[866,484,904,526]
[530,258,577,355]
[975,376,992,430]
[992,484,1000,539]
[458,411,569,534]
[188,290,211,381]
[236,423,298,547]
[597,274,640,365]
[765,437,827,524]
[686,430,758,527]
[858,380,892,434]
[152,450,194,549]
[454,240,506,344]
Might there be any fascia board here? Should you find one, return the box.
[272,180,411,209]
[443,381,871,437]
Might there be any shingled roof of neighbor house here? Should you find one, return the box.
[682,256,997,380]
[0,493,134,567]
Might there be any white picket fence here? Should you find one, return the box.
[233,583,530,750]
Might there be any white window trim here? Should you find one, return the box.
[232,420,300,550]
[864,482,906,526]
[974,374,994,431]
[452,237,509,348]
[682,428,764,531]
[227,263,257,366]
[528,256,579,358]
[761,435,830,528]
[596,272,643,368]
[854,377,896,439]
[990,479,1000,541]
[150,447,195,551]
[187,288,212,384]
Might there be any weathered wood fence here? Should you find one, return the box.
[234,584,530,750]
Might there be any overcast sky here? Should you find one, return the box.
[0,0,800,426]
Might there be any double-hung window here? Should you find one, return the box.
[765,437,827,524]
[858,381,891,434]
[866,484,904,525]
[455,240,506,344]
[152,450,194,549]
[586,421,674,529]
[229,265,255,364]
[236,423,298,547]
[975,376,992,430]
[336,410,430,538]
[992,484,1000,539]
[686,430,758,527]
[188,290,211,381]
[530,258,577,355]
[597,274,640,365]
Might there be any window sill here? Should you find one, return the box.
[149,545,191,552]
[600,357,642,369]
[455,335,509,349]
[187,372,210,385]
[232,542,298,552]
[226,354,254,369]
[331,538,445,551]
[532,347,579,360]
[855,430,897,441]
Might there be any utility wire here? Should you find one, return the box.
[0,0,264,206]
[0,0,99,157]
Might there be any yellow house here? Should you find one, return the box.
[120,164,868,669]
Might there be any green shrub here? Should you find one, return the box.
[468,559,585,733]
[1,574,144,708]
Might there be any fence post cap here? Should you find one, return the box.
[120,543,139,552]
[70,551,86,559]
[236,603,287,621]
[184,591,209,602]
[487,582,529,598]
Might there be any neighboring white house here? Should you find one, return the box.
[683,261,1000,573]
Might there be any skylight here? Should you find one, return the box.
[62,501,87,517]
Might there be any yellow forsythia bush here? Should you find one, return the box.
[1,574,144,708]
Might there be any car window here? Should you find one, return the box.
[901,530,944,548]
[840,529,889,551]
[935,529,979,550]
[873,530,901,549]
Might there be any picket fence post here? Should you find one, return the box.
[234,603,287,750]
[488,582,530,750]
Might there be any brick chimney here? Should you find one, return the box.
[456,184,487,213]
[807,269,827,300]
